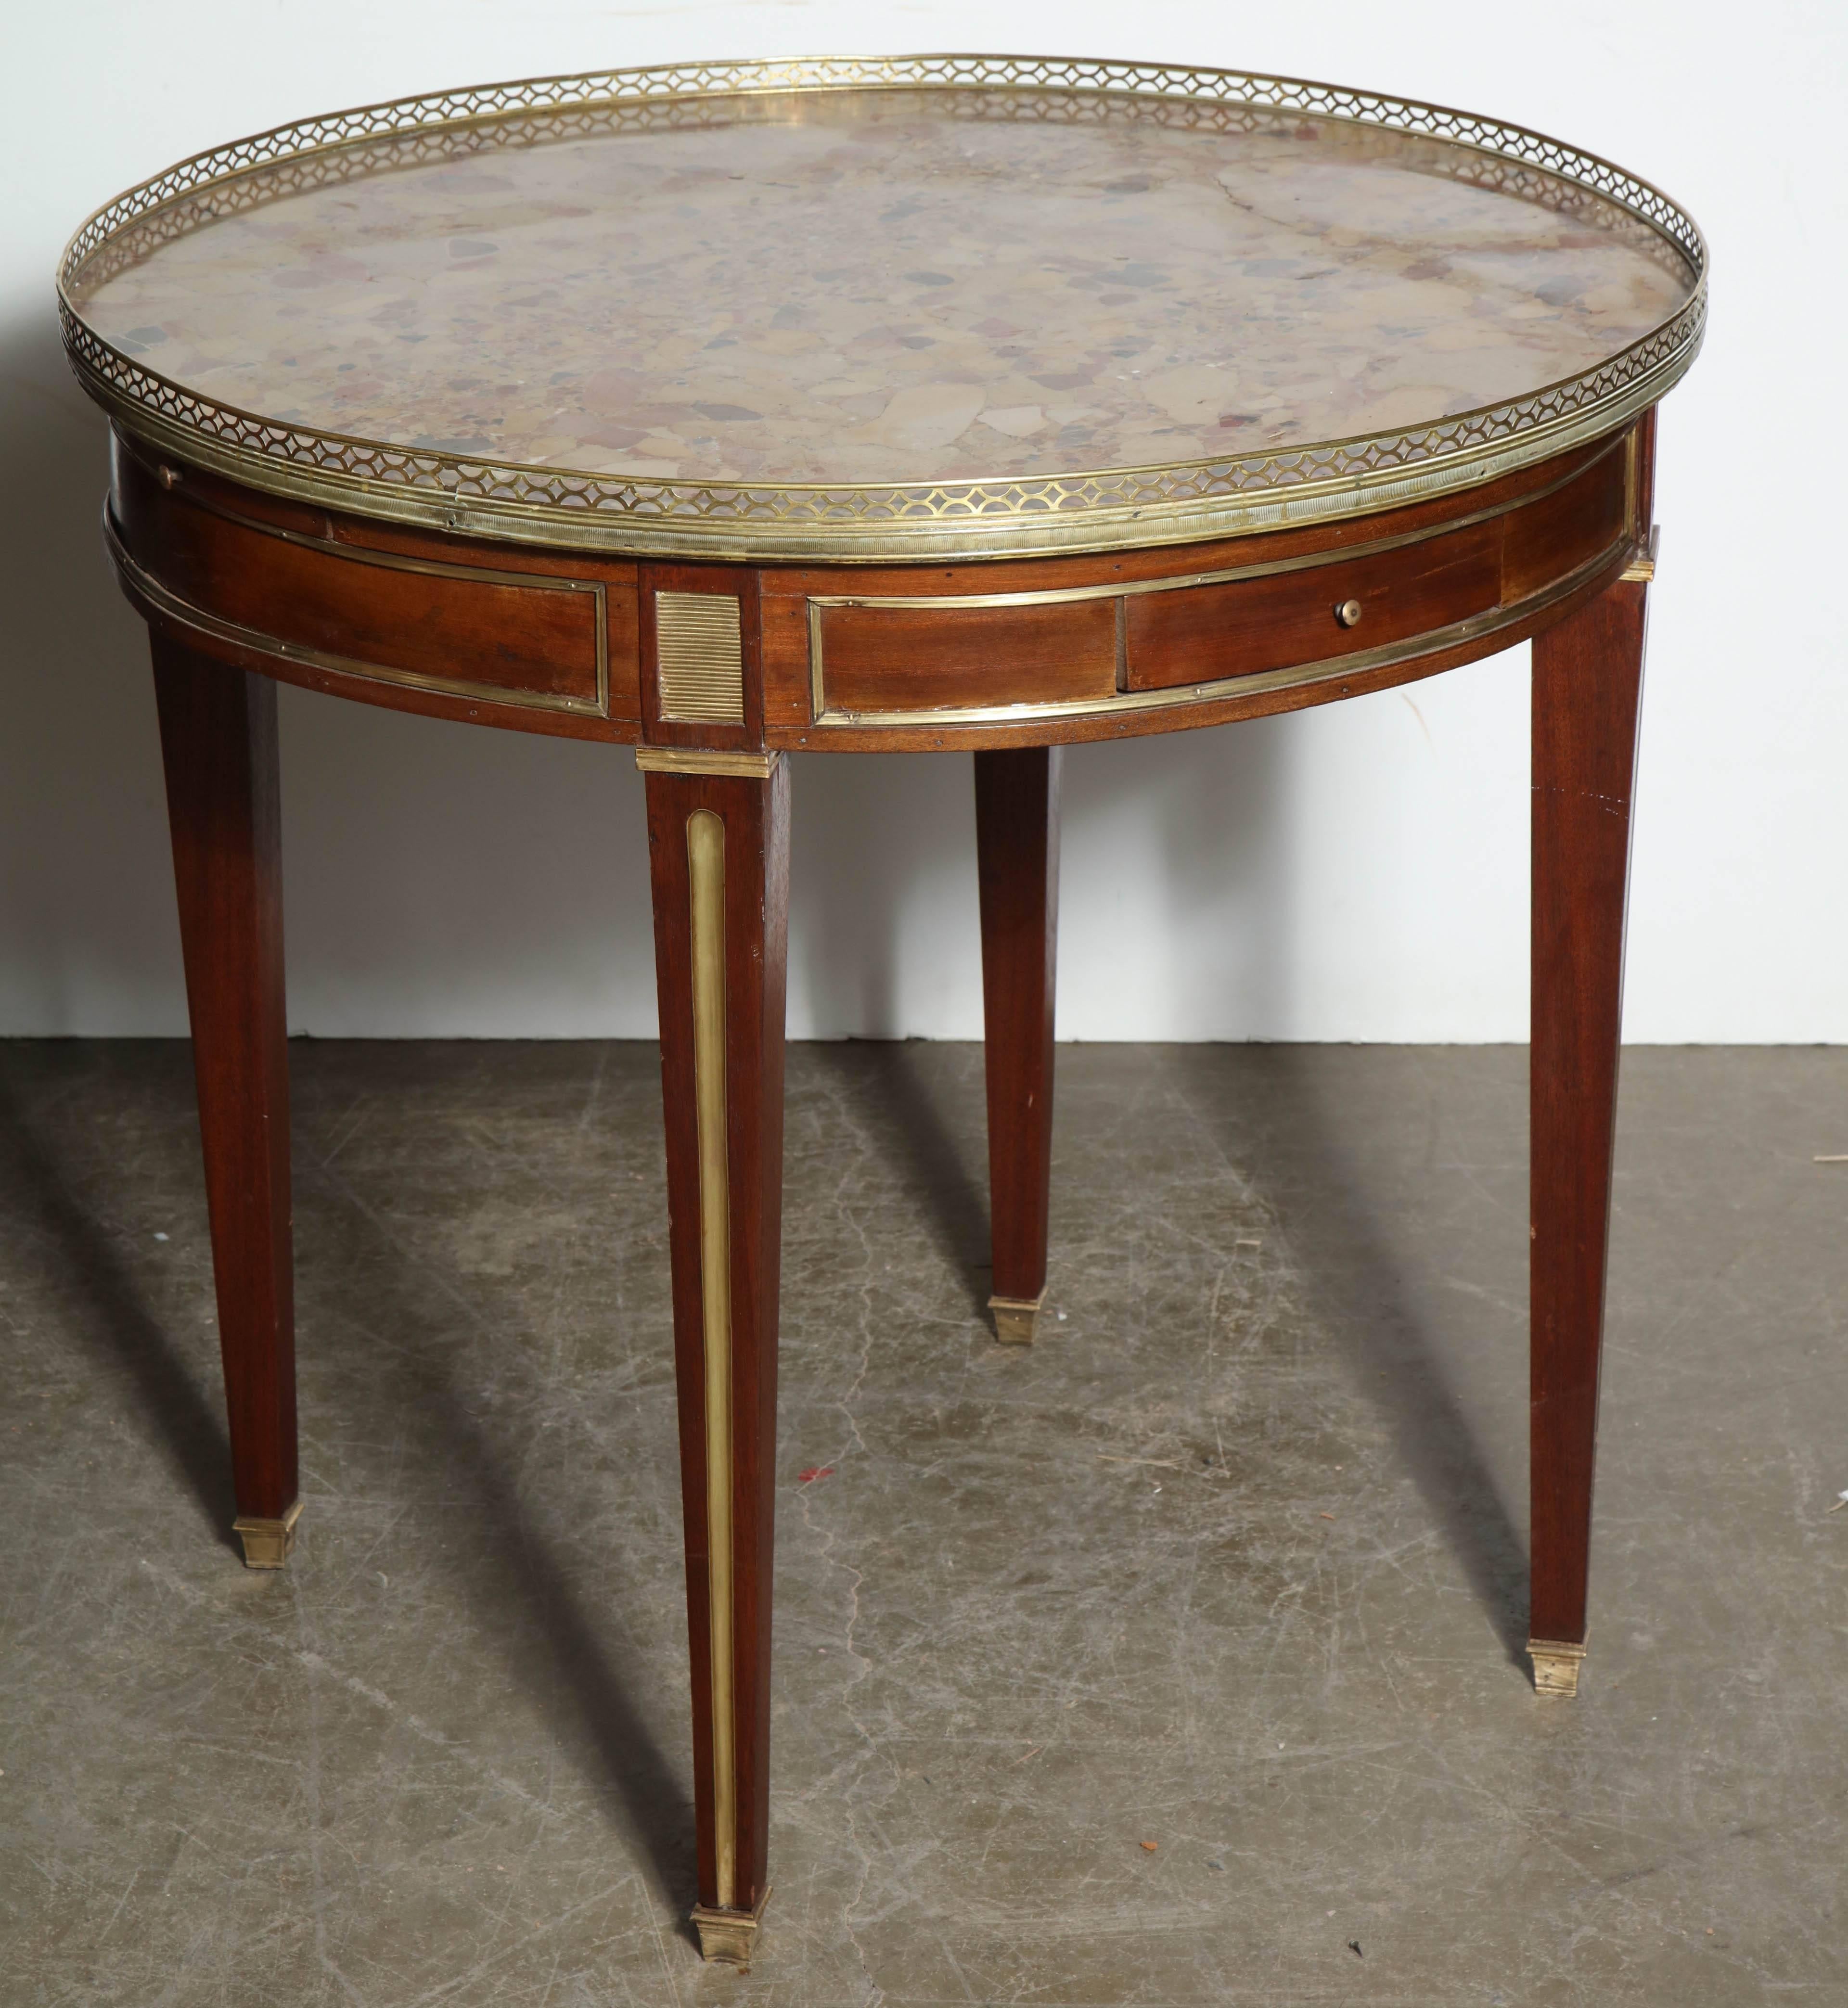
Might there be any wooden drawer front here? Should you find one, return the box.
[114,461,609,714]
[1501,444,1629,605]
[813,595,1117,718]
[1126,520,1501,693]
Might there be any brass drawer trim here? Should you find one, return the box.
[804,438,1625,724]
[802,538,1628,731]
[104,508,610,717]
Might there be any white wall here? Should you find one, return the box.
[3,1,1842,1042]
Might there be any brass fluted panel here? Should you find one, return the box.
[658,595,746,725]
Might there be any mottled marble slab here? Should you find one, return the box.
[72,90,1695,487]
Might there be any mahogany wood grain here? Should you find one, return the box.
[755,434,1629,733]
[814,596,1117,715]
[122,586,637,747]
[975,748,1061,1313]
[761,442,1638,749]
[118,459,604,706]
[119,542,1618,756]
[1500,443,1629,607]
[110,423,1643,755]
[1125,519,1499,691]
[645,758,789,1917]
[767,541,1636,753]
[1632,404,1657,530]
[113,439,640,723]
[1528,571,1649,1652]
[150,635,298,1529]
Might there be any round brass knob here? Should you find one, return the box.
[156,463,181,490]
[1335,598,1363,629]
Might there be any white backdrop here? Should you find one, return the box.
[3,1,1842,1042]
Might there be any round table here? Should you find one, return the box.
[61,56,1705,1968]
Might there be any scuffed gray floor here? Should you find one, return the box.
[1,1041,1844,2004]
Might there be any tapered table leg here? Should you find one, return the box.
[975,747,1061,1344]
[1528,568,1649,1696]
[644,752,789,1966]
[150,637,299,1568]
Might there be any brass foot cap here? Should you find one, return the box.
[989,1292,1046,1346]
[1528,1637,1587,1699]
[233,1500,303,1570]
[692,1886,770,1968]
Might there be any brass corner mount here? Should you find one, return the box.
[1620,525,1660,584]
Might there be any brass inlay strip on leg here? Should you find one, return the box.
[687,806,738,1910]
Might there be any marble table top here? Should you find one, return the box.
[61,64,1704,555]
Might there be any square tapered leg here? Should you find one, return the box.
[975,747,1061,1344]
[1528,562,1650,1694]
[152,638,299,1564]
[645,752,789,1957]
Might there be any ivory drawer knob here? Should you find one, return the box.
[1335,597,1364,628]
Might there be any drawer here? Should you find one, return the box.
[1500,444,1629,604]
[810,594,1117,718]
[111,443,616,716]
[1125,519,1501,692]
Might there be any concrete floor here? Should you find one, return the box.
[1,1041,1844,2005]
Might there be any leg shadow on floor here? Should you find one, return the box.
[297,1148,698,1923]
[808,1039,995,1324]
[0,1050,236,1550]
[1176,1044,1531,1666]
